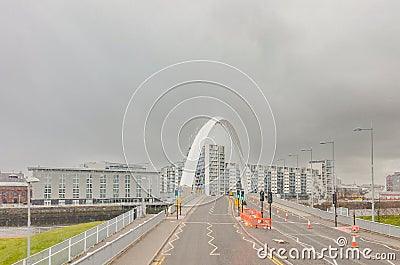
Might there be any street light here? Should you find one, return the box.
[301,148,314,207]
[320,140,337,226]
[25,176,40,265]
[354,125,375,222]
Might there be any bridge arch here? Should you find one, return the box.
[179,116,247,195]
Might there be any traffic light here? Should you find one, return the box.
[333,192,337,205]
[174,189,179,199]
[236,189,240,199]
[259,190,265,201]
[240,190,245,200]
[267,191,273,204]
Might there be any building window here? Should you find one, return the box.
[100,175,107,199]
[44,174,52,199]
[73,174,79,199]
[125,175,131,198]
[136,175,142,198]
[59,174,66,199]
[113,175,119,198]
[86,174,93,199]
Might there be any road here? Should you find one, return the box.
[155,196,276,265]
[245,195,400,265]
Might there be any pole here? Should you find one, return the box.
[371,124,375,222]
[27,182,31,265]
[176,199,178,220]
[261,200,264,218]
[311,149,314,208]
[332,142,336,195]
[237,198,240,217]
[269,202,272,229]
[378,192,381,222]
[334,193,338,227]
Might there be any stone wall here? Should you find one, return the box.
[0,205,130,226]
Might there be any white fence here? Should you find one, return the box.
[275,198,400,238]
[71,211,166,265]
[13,206,146,265]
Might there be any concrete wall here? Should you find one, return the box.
[0,205,131,226]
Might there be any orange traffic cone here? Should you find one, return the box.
[285,212,289,221]
[307,219,311,229]
[351,234,357,248]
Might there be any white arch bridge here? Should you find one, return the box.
[179,116,248,196]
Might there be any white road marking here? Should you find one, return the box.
[359,237,400,252]
[206,222,220,256]
[162,222,186,255]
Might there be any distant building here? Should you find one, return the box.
[243,164,265,193]
[195,144,226,195]
[28,162,160,206]
[379,191,400,200]
[265,166,311,200]
[386,172,400,192]
[309,160,334,200]
[225,162,240,191]
[160,162,183,194]
[0,172,28,204]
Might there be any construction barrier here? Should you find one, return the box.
[240,208,272,229]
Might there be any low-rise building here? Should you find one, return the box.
[28,162,160,206]
[0,172,28,204]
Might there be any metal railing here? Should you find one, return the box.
[71,211,166,265]
[13,206,146,265]
[275,198,400,238]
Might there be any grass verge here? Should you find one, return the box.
[358,215,400,226]
[0,221,103,265]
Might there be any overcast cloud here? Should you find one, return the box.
[1,1,399,185]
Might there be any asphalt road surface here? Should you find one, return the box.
[156,196,276,265]
[245,196,400,265]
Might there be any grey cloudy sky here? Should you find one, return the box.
[1,1,399,185]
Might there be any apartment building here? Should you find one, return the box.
[28,162,160,206]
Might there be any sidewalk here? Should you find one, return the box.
[70,213,155,263]
[111,218,180,265]
[111,195,205,265]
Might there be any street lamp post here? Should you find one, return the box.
[354,125,375,222]
[301,148,313,207]
[288,154,299,203]
[26,176,40,265]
